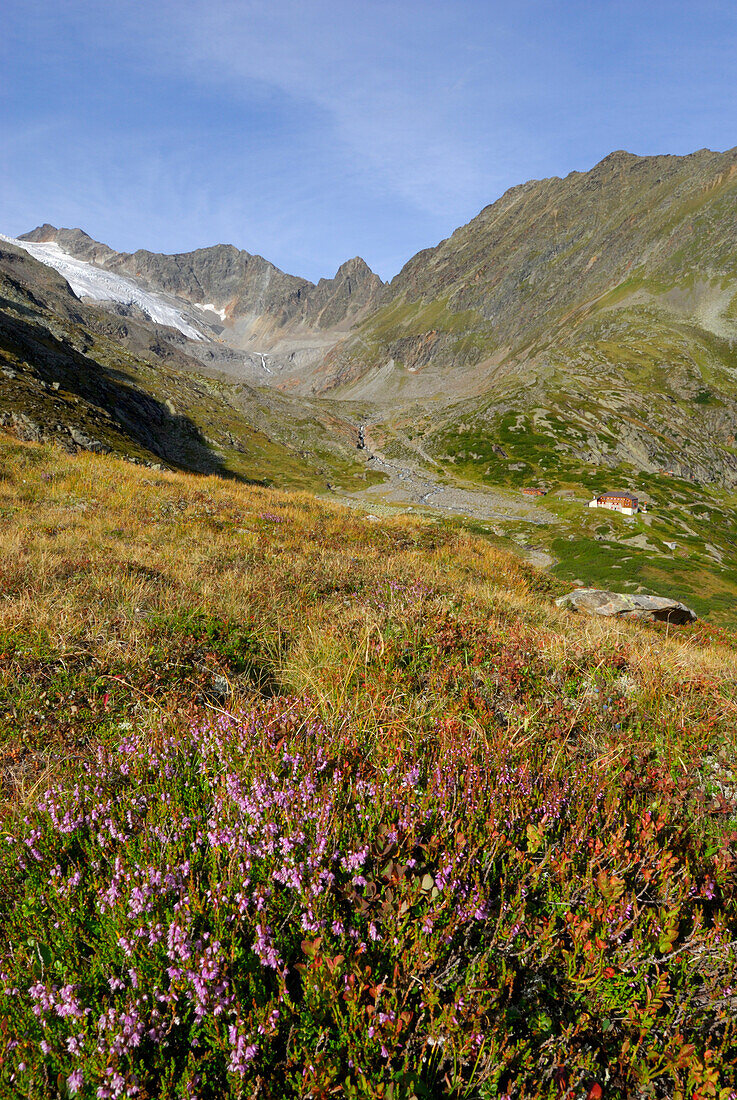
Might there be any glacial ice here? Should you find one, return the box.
[193,302,228,322]
[0,233,204,340]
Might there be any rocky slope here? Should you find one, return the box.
[327,147,737,384]
[0,239,380,491]
[20,225,384,352]
[304,148,737,492]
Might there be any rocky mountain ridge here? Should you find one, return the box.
[299,147,737,493]
[19,225,384,350]
[321,147,737,392]
[0,237,379,491]
[10,147,737,495]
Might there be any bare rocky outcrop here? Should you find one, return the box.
[556,588,697,624]
[299,257,383,328]
[378,147,737,350]
[21,225,117,266]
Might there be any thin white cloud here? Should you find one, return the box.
[74,0,496,219]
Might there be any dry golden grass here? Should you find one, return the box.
[1,432,736,818]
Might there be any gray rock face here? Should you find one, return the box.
[9,411,43,442]
[20,225,117,265]
[299,257,383,328]
[556,588,697,623]
[19,227,383,337]
[381,147,737,347]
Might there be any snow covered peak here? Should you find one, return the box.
[0,232,204,340]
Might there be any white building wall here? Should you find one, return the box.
[588,499,637,515]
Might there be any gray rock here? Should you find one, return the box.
[556,587,697,624]
[69,427,109,453]
[212,674,231,699]
[11,412,43,442]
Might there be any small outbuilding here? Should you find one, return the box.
[588,492,640,516]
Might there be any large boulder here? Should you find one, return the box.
[556,588,697,624]
[69,427,110,454]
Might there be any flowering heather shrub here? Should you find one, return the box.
[2,441,737,1098]
[362,579,437,613]
[2,698,737,1099]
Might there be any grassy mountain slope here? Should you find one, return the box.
[361,418,737,626]
[318,150,737,486]
[329,148,737,384]
[293,149,737,612]
[1,436,737,1097]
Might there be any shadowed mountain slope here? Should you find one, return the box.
[0,240,382,491]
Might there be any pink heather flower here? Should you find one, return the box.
[253,924,281,969]
[341,847,369,872]
[56,984,85,1019]
[67,1069,83,1095]
[227,1025,258,1075]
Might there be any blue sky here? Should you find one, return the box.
[2,1,736,281]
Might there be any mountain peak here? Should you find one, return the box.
[334,256,376,279]
[595,149,638,166]
[19,224,59,243]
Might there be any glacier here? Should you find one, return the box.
[0,233,203,340]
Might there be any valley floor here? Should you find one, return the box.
[320,415,737,627]
[336,425,554,545]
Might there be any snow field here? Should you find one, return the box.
[0,233,204,340]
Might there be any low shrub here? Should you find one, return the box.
[2,697,736,1099]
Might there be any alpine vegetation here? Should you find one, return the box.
[1,440,736,1098]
